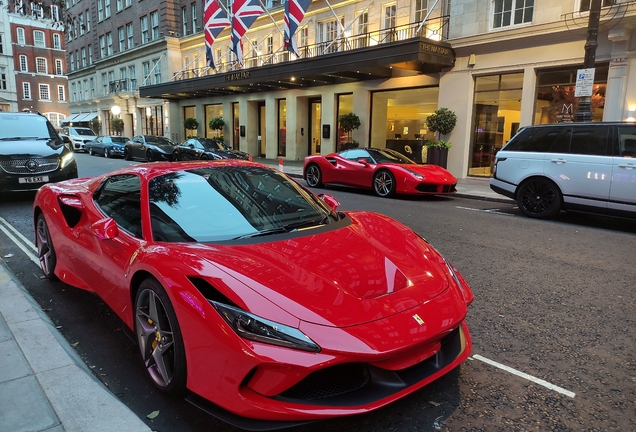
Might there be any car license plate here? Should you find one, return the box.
[18,176,49,184]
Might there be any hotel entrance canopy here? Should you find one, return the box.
[139,36,455,100]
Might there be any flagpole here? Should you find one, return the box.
[257,0,285,38]
[324,1,373,52]
[415,0,441,35]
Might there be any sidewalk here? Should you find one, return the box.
[0,159,510,432]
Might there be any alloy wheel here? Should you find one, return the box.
[35,214,57,280]
[305,164,323,187]
[373,170,395,197]
[516,179,561,218]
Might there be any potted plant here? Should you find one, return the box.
[184,117,199,138]
[111,117,124,135]
[209,117,225,140]
[338,113,361,151]
[89,117,102,135]
[425,108,457,167]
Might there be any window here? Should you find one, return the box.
[53,33,61,49]
[99,35,106,57]
[0,35,3,54]
[415,0,428,22]
[182,7,188,35]
[151,11,159,40]
[31,2,43,18]
[51,5,59,21]
[79,13,85,35]
[95,175,143,238]
[69,51,74,71]
[36,57,47,73]
[0,68,7,90]
[102,73,107,95]
[17,28,25,45]
[129,65,136,90]
[81,47,86,67]
[118,26,125,50]
[266,35,273,55]
[71,82,76,102]
[58,85,65,101]
[299,27,308,48]
[493,0,533,28]
[105,0,111,18]
[39,85,54,103]
[77,81,82,101]
[88,45,93,64]
[55,59,63,74]
[23,82,31,99]
[125,0,131,7]
[384,4,396,29]
[33,30,45,47]
[98,0,103,21]
[126,23,134,48]
[83,79,88,100]
[116,0,122,11]
[19,55,28,71]
[85,10,90,32]
[141,15,149,43]
[143,61,150,85]
[153,58,161,84]
[579,0,613,12]
[107,32,113,55]
[90,77,95,97]
[191,3,197,32]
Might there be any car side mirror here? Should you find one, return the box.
[62,135,71,144]
[318,193,340,211]
[358,158,369,166]
[91,218,120,240]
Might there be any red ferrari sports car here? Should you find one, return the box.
[33,160,473,427]
[304,148,458,197]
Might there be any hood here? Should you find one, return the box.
[194,212,450,327]
[0,139,66,158]
[401,164,457,183]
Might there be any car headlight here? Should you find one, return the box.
[404,168,425,180]
[211,301,321,353]
[60,152,75,168]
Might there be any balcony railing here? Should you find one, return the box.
[170,17,449,82]
[108,78,137,93]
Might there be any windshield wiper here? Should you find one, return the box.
[231,226,289,240]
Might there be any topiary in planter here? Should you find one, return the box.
[339,113,361,150]
[184,117,199,137]
[426,108,457,137]
[111,117,124,135]
[209,117,225,137]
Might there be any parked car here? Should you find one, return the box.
[124,135,177,162]
[0,111,78,194]
[86,135,130,158]
[490,122,636,219]
[304,148,458,197]
[172,137,250,161]
[33,160,473,425]
[61,126,97,152]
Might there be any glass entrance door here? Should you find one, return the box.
[258,102,266,157]
[309,99,321,155]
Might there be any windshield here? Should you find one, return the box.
[146,136,176,146]
[369,149,416,164]
[73,128,96,136]
[199,139,225,150]
[148,166,335,242]
[110,137,129,143]
[0,114,59,140]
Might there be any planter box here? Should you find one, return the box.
[426,147,448,168]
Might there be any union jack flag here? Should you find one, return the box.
[284,0,312,57]
[231,0,264,65]
[203,0,230,68]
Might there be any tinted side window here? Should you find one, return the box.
[503,127,569,152]
[344,149,372,162]
[570,126,610,156]
[94,175,143,238]
[617,126,636,157]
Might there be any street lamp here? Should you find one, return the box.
[111,105,121,116]
[574,0,601,122]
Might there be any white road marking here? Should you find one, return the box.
[0,216,40,266]
[455,206,514,216]
[471,354,576,398]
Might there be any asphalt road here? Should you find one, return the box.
[0,153,634,431]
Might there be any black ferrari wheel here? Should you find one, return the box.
[305,164,323,187]
[104,148,110,158]
[171,152,179,162]
[201,154,209,160]
[373,170,396,197]
[124,148,131,161]
[134,278,187,396]
[516,178,562,219]
[35,214,57,280]
[146,150,154,162]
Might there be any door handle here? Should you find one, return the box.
[618,163,635,169]
[550,158,567,164]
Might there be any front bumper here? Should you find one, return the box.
[0,159,78,193]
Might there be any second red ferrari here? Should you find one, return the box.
[304,148,457,197]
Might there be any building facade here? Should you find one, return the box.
[67,0,636,179]
[6,1,69,126]
[1,5,19,112]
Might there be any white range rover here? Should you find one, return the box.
[490,123,636,219]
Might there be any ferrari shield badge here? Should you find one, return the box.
[412,314,425,325]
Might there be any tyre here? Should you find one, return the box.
[124,148,131,161]
[305,164,323,187]
[171,152,179,162]
[200,154,209,160]
[35,214,57,280]
[134,278,187,396]
[104,148,110,158]
[373,170,396,197]
[516,178,562,219]
[146,150,154,162]
[88,148,93,155]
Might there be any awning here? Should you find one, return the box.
[61,112,98,123]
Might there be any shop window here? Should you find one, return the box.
[205,104,223,139]
[336,94,353,151]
